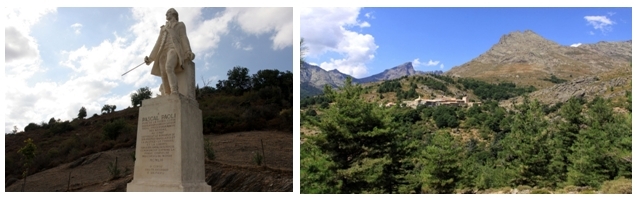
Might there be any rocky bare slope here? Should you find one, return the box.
[500,66,632,108]
[446,30,631,89]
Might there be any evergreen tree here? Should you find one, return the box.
[546,97,584,187]
[301,137,341,193]
[419,131,463,193]
[568,97,631,188]
[78,106,87,120]
[499,99,550,187]
[307,77,413,193]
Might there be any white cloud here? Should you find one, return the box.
[359,21,371,28]
[4,7,56,66]
[225,7,292,50]
[300,7,378,78]
[364,12,374,19]
[607,12,616,16]
[426,60,440,66]
[440,64,444,69]
[589,31,595,35]
[233,41,253,51]
[570,43,582,47]
[70,23,82,35]
[413,58,421,67]
[4,7,58,132]
[584,15,615,33]
[4,7,291,133]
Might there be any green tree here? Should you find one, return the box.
[101,104,112,114]
[251,69,293,102]
[78,106,87,120]
[131,87,153,107]
[48,117,57,126]
[419,131,463,193]
[301,137,341,193]
[567,97,632,188]
[307,77,413,193]
[216,66,251,95]
[499,99,551,187]
[546,97,584,187]
[18,138,37,192]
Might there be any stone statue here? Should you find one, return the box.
[145,8,196,99]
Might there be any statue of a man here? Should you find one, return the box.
[144,8,195,97]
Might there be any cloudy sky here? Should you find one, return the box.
[300,7,632,78]
[4,7,292,133]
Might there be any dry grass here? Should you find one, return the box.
[600,177,632,194]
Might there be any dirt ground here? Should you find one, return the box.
[5,130,292,192]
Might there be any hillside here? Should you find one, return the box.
[501,66,632,108]
[5,67,293,192]
[300,74,632,194]
[5,131,292,192]
[446,30,631,89]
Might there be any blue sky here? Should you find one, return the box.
[301,7,632,78]
[4,7,292,133]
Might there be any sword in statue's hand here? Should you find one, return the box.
[121,62,146,76]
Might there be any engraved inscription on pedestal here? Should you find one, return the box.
[139,114,176,176]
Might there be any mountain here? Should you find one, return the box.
[357,62,419,83]
[300,62,354,92]
[300,62,432,98]
[446,30,632,89]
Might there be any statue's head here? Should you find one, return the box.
[166,8,179,21]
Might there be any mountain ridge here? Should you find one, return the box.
[300,61,441,97]
[446,30,631,89]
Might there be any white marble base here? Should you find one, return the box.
[127,94,210,192]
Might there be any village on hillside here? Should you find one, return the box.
[382,95,482,108]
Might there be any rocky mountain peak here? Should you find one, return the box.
[356,62,417,83]
[386,62,415,73]
[495,30,560,50]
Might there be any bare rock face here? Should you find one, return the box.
[501,74,631,107]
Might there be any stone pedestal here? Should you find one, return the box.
[127,94,210,192]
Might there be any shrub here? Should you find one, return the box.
[24,123,40,132]
[102,118,127,140]
[320,101,329,109]
[204,138,215,161]
[130,151,136,162]
[48,121,74,135]
[600,178,631,194]
[306,109,317,117]
[253,152,263,166]
[106,157,121,180]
